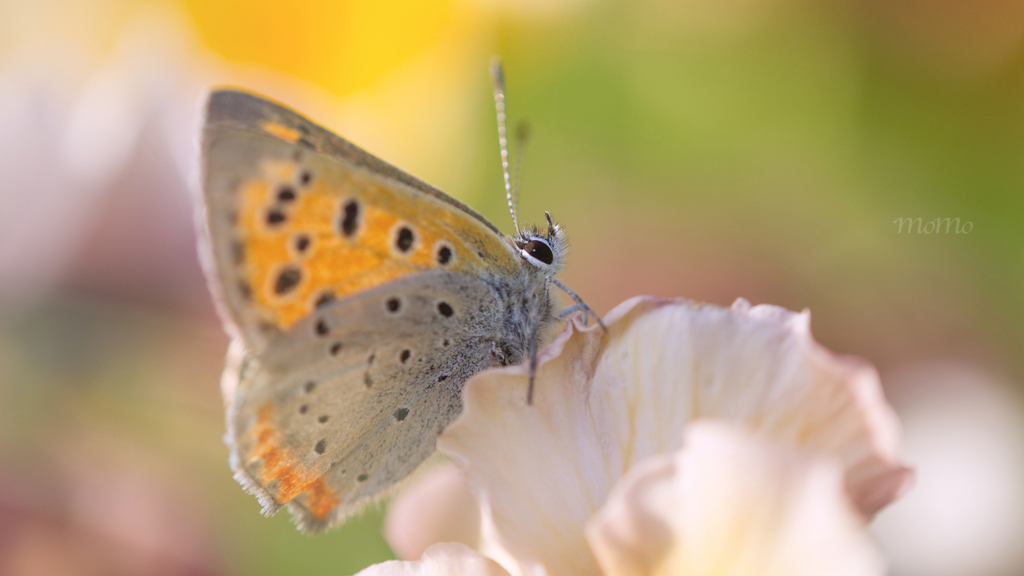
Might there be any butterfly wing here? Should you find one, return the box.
[200,89,530,531]
[227,270,502,531]
[199,89,520,352]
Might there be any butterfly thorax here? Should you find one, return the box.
[487,214,567,366]
[486,262,558,367]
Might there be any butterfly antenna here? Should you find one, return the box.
[490,56,520,235]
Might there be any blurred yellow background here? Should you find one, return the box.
[1,0,1023,574]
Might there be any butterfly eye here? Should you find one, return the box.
[523,240,554,265]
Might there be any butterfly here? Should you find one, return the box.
[197,60,600,532]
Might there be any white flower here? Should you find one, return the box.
[587,422,884,576]
[365,296,911,576]
[358,543,510,576]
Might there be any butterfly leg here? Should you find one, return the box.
[548,277,606,330]
[558,304,588,324]
[526,291,541,405]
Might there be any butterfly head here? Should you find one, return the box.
[516,211,566,275]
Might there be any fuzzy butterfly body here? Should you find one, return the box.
[199,87,586,532]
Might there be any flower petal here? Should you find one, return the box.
[385,463,481,561]
[438,297,908,575]
[586,421,885,576]
[355,543,511,576]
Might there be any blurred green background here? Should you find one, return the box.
[1,0,1022,574]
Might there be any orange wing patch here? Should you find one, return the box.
[248,403,339,520]
[259,121,301,144]
[234,155,518,331]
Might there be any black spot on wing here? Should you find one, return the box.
[275,267,301,294]
[315,290,335,308]
[437,245,452,265]
[340,200,359,237]
[315,319,329,336]
[396,226,414,253]
[277,186,296,202]
[267,209,286,225]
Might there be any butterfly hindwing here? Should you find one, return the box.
[226,270,503,532]
[200,89,519,352]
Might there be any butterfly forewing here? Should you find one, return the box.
[227,271,503,531]
[200,89,519,352]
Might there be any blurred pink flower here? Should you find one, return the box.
[872,363,1024,576]
[368,296,911,575]
[0,7,213,313]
